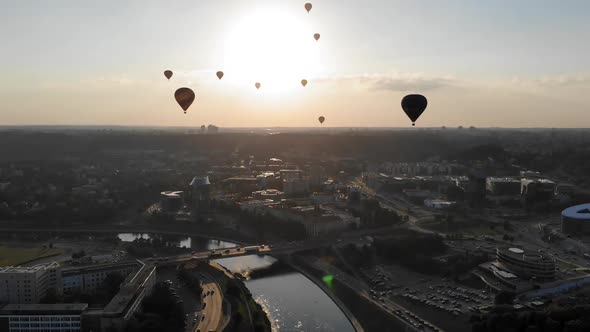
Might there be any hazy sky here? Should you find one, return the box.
[1,0,589,127]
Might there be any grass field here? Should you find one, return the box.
[0,245,64,267]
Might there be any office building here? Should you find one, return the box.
[486,177,521,195]
[0,303,86,332]
[279,169,303,182]
[496,247,556,280]
[521,178,556,201]
[62,261,141,294]
[0,263,62,304]
[189,176,211,219]
[283,178,309,197]
[308,165,327,188]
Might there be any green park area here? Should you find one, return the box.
[0,245,63,267]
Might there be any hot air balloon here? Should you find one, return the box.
[305,3,312,13]
[318,116,325,124]
[401,94,428,126]
[164,70,173,80]
[301,79,308,87]
[314,33,320,41]
[255,82,261,90]
[216,71,224,80]
[174,87,195,114]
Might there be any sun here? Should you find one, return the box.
[223,7,322,95]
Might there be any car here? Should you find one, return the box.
[201,315,205,321]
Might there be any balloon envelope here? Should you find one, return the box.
[174,87,195,114]
[216,71,224,80]
[401,94,428,126]
[255,82,261,90]
[305,3,312,13]
[314,33,320,41]
[164,70,173,80]
[318,116,325,124]
[301,79,308,87]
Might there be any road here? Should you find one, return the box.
[191,271,223,332]
[150,236,373,267]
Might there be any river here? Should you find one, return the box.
[118,233,356,332]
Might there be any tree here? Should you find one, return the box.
[544,317,561,332]
[494,291,515,305]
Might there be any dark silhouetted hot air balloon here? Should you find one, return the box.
[255,82,261,90]
[301,79,308,87]
[216,71,224,80]
[314,33,320,41]
[164,70,173,80]
[318,116,325,124]
[305,3,312,13]
[174,87,195,114]
[401,94,428,126]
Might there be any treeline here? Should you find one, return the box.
[239,210,307,241]
[471,303,590,332]
[352,198,403,227]
[0,130,513,163]
[224,278,272,332]
[125,237,189,258]
[374,233,447,274]
[125,282,185,332]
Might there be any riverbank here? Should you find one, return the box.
[289,258,365,332]
[207,261,272,332]
[291,255,408,332]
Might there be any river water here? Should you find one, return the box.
[118,233,355,332]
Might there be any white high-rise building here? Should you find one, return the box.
[0,262,62,304]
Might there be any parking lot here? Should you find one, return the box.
[400,283,492,316]
[358,263,493,332]
[156,267,203,330]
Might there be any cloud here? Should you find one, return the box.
[534,76,590,87]
[368,75,456,92]
[315,73,458,92]
[509,75,590,88]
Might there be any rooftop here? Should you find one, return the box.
[487,177,520,183]
[0,262,59,274]
[160,191,183,198]
[498,247,554,264]
[62,260,140,275]
[521,178,555,184]
[0,303,88,315]
[190,176,210,187]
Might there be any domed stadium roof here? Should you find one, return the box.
[562,203,590,220]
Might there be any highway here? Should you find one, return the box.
[190,271,223,332]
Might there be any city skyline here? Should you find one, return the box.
[1,0,589,127]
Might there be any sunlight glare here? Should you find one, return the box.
[223,7,322,95]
